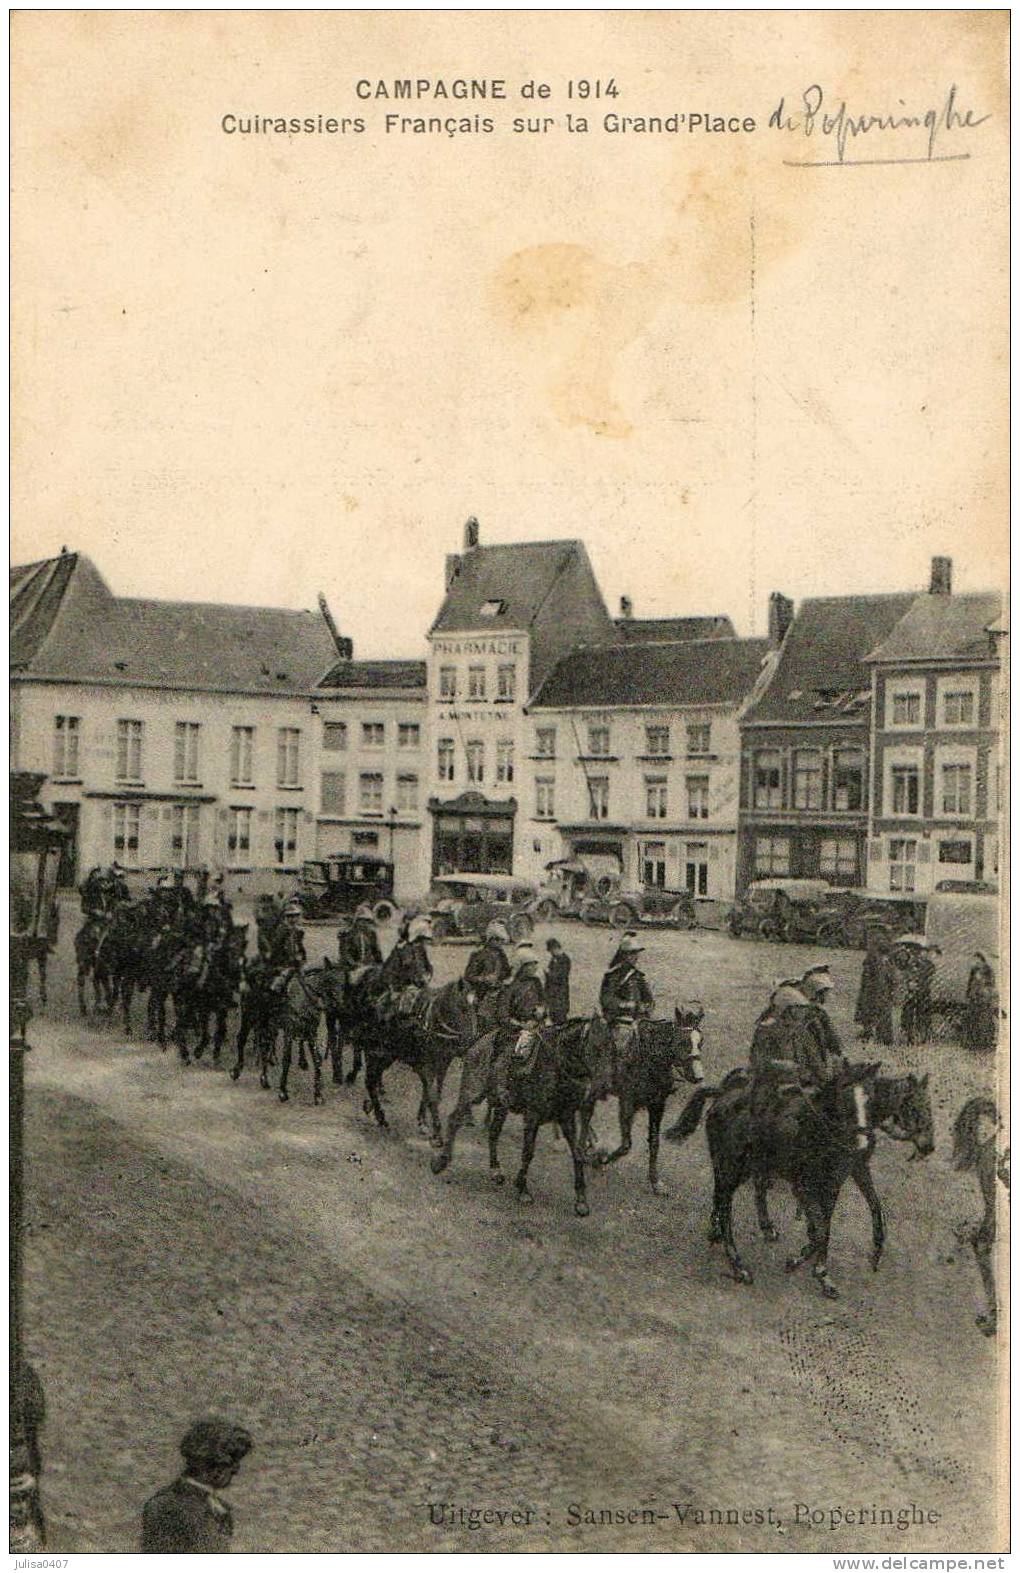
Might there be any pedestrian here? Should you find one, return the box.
[141,1417,253,1553]
[544,937,571,1024]
[854,924,895,1046]
[899,939,938,1046]
[964,953,998,1054]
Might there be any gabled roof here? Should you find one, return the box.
[615,614,735,645]
[529,637,770,711]
[318,658,426,691]
[11,552,337,694]
[865,591,1004,665]
[10,551,109,669]
[430,540,586,634]
[742,593,917,725]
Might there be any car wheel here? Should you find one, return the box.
[580,899,603,926]
[610,901,636,929]
[373,900,394,925]
[535,898,558,922]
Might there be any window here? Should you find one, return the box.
[938,839,973,865]
[685,841,709,897]
[645,725,670,756]
[588,725,611,756]
[687,776,709,820]
[439,666,457,700]
[642,842,667,888]
[396,773,418,812]
[588,776,609,820]
[940,762,972,816]
[53,715,80,778]
[496,664,516,702]
[754,750,782,809]
[116,719,143,782]
[687,723,711,756]
[755,835,790,875]
[535,726,556,758]
[819,838,857,880]
[113,802,141,866]
[891,691,922,727]
[274,806,299,865]
[467,666,486,700]
[321,770,346,814]
[891,765,920,816]
[466,740,484,784]
[496,740,514,783]
[397,723,420,749]
[889,837,917,893]
[353,831,379,849]
[793,749,822,810]
[230,725,255,784]
[174,721,201,784]
[438,738,455,782]
[645,777,668,819]
[277,727,301,786]
[535,778,555,820]
[943,690,975,726]
[170,804,199,867]
[227,806,252,864]
[322,722,347,752]
[832,748,864,811]
[361,722,384,749]
[358,773,383,815]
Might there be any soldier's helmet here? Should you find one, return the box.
[179,1417,253,1474]
[616,932,644,956]
[283,899,303,919]
[203,894,221,909]
[513,942,539,972]
[408,916,431,943]
[800,964,833,1000]
[485,921,509,944]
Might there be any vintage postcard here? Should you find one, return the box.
[9,9,1008,1557]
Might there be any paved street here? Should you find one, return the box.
[24,903,1005,1552]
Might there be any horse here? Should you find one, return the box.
[325,963,387,1087]
[361,977,479,1141]
[746,1069,935,1270]
[141,923,189,1046]
[192,924,249,1063]
[276,961,347,1105]
[666,1059,924,1298]
[73,912,115,1017]
[231,957,283,1084]
[953,1096,1009,1336]
[579,1006,706,1196]
[431,1015,614,1217]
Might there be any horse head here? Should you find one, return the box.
[669,1003,706,1086]
[877,1070,935,1159]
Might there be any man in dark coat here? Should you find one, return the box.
[141,1417,252,1554]
[855,925,895,1046]
[599,933,654,1067]
[464,924,512,1001]
[340,905,383,969]
[544,937,571,1024]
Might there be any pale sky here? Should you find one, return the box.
[12,12,1008,657]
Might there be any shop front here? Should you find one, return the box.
[428,791,516,876]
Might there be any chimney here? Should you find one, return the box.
[445,553,461,592]
[464,516,480,550]
[619,595,634,619]
[317,593,353,661]
[930,556,952,596]
[768,591,794,649]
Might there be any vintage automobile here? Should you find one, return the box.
[728,878,846,946]
[579,880,698,930]
[532,859,615,921]
[296,855,396,923]
[839,889,928,950]
[426,872,538,943]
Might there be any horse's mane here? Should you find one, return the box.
[953,1096,999,1171]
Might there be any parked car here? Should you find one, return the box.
[580,881,698,930]
[296,855,396,923]
[426,873,538,942]
[925,888,999,1008]
[532,859,616,921]
[839,889,928,950]
[728,879,845,946]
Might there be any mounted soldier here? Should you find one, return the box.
[464,922,512,1017]
[265,899,307,992]
[599,932,654,1064]
[749,964,868,1151]
[339,904,383,971]
[488,943,548,1097]
[378,915,434,1022]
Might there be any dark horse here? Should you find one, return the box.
[191,925,249,1063]
[953,1096,1009,1336]
[668,1059,933,1298]
[579,1006,706,1195]
[431,1016,613,1217]
[277,961,347,1105]
[74,912,115,1017]
[361,977,479,1141]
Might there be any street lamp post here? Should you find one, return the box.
[10,772,67,1551]
[388,805,398,863]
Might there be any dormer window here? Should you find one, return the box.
[479,599,507,618]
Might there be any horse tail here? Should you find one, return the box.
[952,1096,998,1171]
[665,1084,722,1144]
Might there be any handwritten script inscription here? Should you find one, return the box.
[770,84,989,166]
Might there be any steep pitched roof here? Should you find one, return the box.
[11,552,337,694]
[865,591,1004,664]
[742,593,917,725]
[430,540,586,633]
[10,552,110,669]
[615,614,735,645]
[318,658,426,691]
[529,637,770,710]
